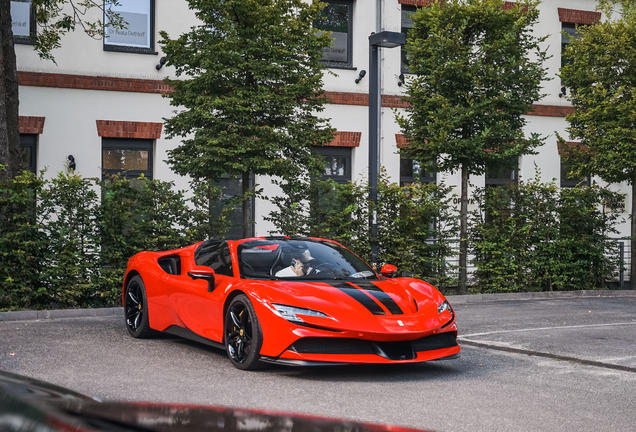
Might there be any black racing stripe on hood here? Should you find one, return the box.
[323,281,386,315]
[349,281,404,315]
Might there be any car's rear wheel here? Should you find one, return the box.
[225,294,266,370]
[124,275,155,338]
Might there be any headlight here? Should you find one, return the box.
[438,300,452,315]
[272,304,328,323]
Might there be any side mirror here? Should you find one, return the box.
[188,266,216,292]
[380,264,398,278]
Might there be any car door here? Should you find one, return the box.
[167,241,236,343]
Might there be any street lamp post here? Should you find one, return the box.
[368,31,406,267]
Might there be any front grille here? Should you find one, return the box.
[289,332,457,359]
[411,332,457,352]
[374,341,415,360]
[291,338,374,355]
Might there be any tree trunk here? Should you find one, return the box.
[458,164,468,294]
[0,0,20,180]
[631,181,636,289]
[242,172,251,238]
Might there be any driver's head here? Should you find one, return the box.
[291,250,314,274]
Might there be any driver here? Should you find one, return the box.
[275,249,316,277]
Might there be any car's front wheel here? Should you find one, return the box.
[224,294,266,370]
[124,275,155,338]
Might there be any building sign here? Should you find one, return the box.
[314,2,350,64]
[104,0,151,49]
[11,1,30,37]
[323,32,347,63]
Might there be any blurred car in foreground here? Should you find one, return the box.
[0,370,434,432]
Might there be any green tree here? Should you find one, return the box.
[0,0,124,180]
[160,0,335,237]
[396,0,548,293]
[559,0,636,285]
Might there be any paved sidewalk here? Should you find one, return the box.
[1,289,634,322]
[0,307,124,322]
[448,288,636,305]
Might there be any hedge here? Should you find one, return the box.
[0,170,237,310]
[470,171,624,293]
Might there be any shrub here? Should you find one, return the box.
[470,170,622,293]
[0,170,47,310]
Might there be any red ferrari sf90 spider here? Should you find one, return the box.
[123,237,460,370]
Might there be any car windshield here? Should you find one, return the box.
[237,239,378,280]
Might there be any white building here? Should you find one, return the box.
[12,0,631,238]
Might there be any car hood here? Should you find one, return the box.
[248,277,450,336]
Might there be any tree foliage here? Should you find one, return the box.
[396,0,548,292]
[160,0,335,236]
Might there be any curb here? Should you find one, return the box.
[0,307,124,322]
[447,289,636,305]
[1,290,635,322]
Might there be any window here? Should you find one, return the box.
[195,240,234,277]
[561,22,579,70]
[315,146,352,183]
[400,157,435,186]
[102,138,153,180]
[314,0,353,68]
[103,0,156,54]
[215,175,255,240]
[19,134,37,174]
[11,0,36,45]
[560,159,590,188]
[401,5,417,74]
[485,160,518,187]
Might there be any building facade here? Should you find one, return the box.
[12,0,631,238]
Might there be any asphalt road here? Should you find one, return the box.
[1,295,635,432]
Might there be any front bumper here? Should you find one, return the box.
[261,331,460,365]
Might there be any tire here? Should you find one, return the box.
[124,275,156,338]
[224,294,267,370]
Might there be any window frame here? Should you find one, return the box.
[315,146,352,184]
[19,134,37,174]
[103,0,157,55]
[11,0,36,45]
[101,138,153,180]
[315,0,354,69]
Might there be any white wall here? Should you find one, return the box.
[14,0,633,238]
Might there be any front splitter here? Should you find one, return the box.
[260,349,460,366]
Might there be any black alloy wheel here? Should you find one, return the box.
[124,275,155,338]
[224,294,266,370]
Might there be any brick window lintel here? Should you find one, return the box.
[19,116,46,134]
[96,120,163,139]
[324,131,361,147]
[558,8,601,25]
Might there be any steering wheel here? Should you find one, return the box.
[309,263,333,275]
